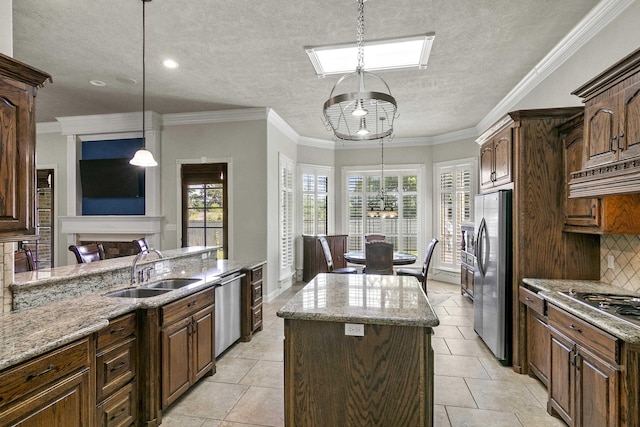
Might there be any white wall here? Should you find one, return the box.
[0,0,12,56]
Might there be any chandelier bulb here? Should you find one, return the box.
[352,100,368,117]
[356,118,370,136]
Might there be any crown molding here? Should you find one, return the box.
[477,0,635,134]
[36,121,61,134]
[56,111,161,136]
[162,108,268,126]
[297,136,336,149]
[267,109,299,142]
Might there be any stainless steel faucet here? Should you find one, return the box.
[130,248,164,285]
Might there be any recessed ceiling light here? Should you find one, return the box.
[89,79,106,87]
[163,59,179,69]
[305,33,435,77]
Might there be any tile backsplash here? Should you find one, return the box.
[601,235,640,293]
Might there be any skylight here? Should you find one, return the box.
[305,33,435,77]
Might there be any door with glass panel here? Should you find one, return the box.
[181,163,228,258]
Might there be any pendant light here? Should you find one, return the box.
[130,0,158,167]
[323,0,397,141]
[367,131,398,218]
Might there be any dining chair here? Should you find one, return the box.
[14,248,35,272]
[364,234,386,242]
[364,241,394,275]
[397,238,439,293]
[319,236,357,275]
[133,238,150,253]
[68,243,106,264]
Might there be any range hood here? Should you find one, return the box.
[569,159,640,198]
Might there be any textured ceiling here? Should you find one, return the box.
[12,0,600,141]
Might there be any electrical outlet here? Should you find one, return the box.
[155,262,164,273]
[345,323,364,336]
[607,255,615,270]
[202,252,208,260]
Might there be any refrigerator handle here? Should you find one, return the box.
[475,218,487,277]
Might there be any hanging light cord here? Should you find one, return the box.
[356,0,365,72]
[142,0,148,142]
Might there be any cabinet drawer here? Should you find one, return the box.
[161,288,214,326]
[519,286,545,316]
[252,282,263,306]
[252,305,263,330]
[0,338,90,410]
[96,336,136,402]
[97,313,137,351]
[548,304,619,363]
[251,267,263,283]
[97,381,137,427]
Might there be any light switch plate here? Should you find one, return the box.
[345,323,364,336]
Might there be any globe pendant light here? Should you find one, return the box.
[323,0,397,141]
[130,0,158,167]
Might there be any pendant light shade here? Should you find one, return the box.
[130,0,158,168]
[323,0,397,141]
[366,135,397,218]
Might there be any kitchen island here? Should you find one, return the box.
[277,273,439,427]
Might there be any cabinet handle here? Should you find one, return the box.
[568,324,582,333]
[109,407,126,421]
[109,361,126,372]
[611,135,618,153]
[187,301,197,308]
[524,296,532,302]
[110,326,126,334]
[619,132,625,150]
[26,364,55,381]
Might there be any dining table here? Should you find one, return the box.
[343,251,417,265]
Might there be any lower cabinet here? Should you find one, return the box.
[0,338,94,426]
[241,264,264,341]
[302,235,348,282]
[519,286,549,385]
[160,288,215,408]
[548,304,620,427]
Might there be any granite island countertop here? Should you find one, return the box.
[0,257,266,371]
[522,278,640,344]
[277,273,439,328]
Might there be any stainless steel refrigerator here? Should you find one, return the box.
[473,190,512,364]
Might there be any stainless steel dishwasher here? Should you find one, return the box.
[215,272,246,357]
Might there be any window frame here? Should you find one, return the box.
[279,154,295,280]
[297,163,334,237]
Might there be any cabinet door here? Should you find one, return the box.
[492,128,512,187]
[527,310,550,386]
[0,81,36,238]
[549,330,575,425]
[479,142,495,190]
[584,97,618,168]
[0,369,92,427]
[329,235,348,268]
[192,306,215,382]
[619,80,640,161]
[575,348,619,427]
[161,317,191,408]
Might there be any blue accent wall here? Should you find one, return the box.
[81,138,146,215]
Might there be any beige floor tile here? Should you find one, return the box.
[434,306,450,316]
[236,340,283,361]
[524,378,550,407]
[201,421,264,427]
[443,305,474,316]
[209,357,257,384]
[465,378,544,413]
[434,354,491,379]
[160,413,208,427]
[221,341,252,359]
[436,314,474,327]
[514,405,567,427]
[477,357,541,384]
[433,324,465,339]
[457,325,479,340]
[432,336,451,354]
[239,360,284,388]
[225,385,284,426]
[434,375,477,408]
[445,337,496,358]
[166,381,248,420]
[434,404,451,426]
[447,407,524,427]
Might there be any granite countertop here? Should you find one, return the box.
[0,258,265,372]
[522,278,640,344]
[277,273,439,328]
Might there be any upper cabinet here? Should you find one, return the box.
[0,54,51,241]
[478,118,513,192]
[570,48,640,198]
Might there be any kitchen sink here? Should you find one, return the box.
[105,288,172,298]
[144,278,201,290]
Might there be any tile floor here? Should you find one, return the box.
[162,280,567,427]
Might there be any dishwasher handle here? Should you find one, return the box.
[218,272,246,286]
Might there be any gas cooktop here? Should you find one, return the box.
[561,291,640,328]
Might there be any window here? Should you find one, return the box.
[345,167,420,255]
[181,163,228,258]
[433,158,476,270]
[299,165,332,235]
[279,154,295,278]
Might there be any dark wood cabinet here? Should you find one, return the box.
[95,313,137,427]
[241,264,264,341]
[548,304,621,427]
[303,235,348,282]
[479,125,512,192]
[0,54,51,241]
[519,286,549,386]
[160,289,215,408]
[560,112,640,234]
[0,338,93,426]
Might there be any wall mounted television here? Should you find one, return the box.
[79,158,144,198]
